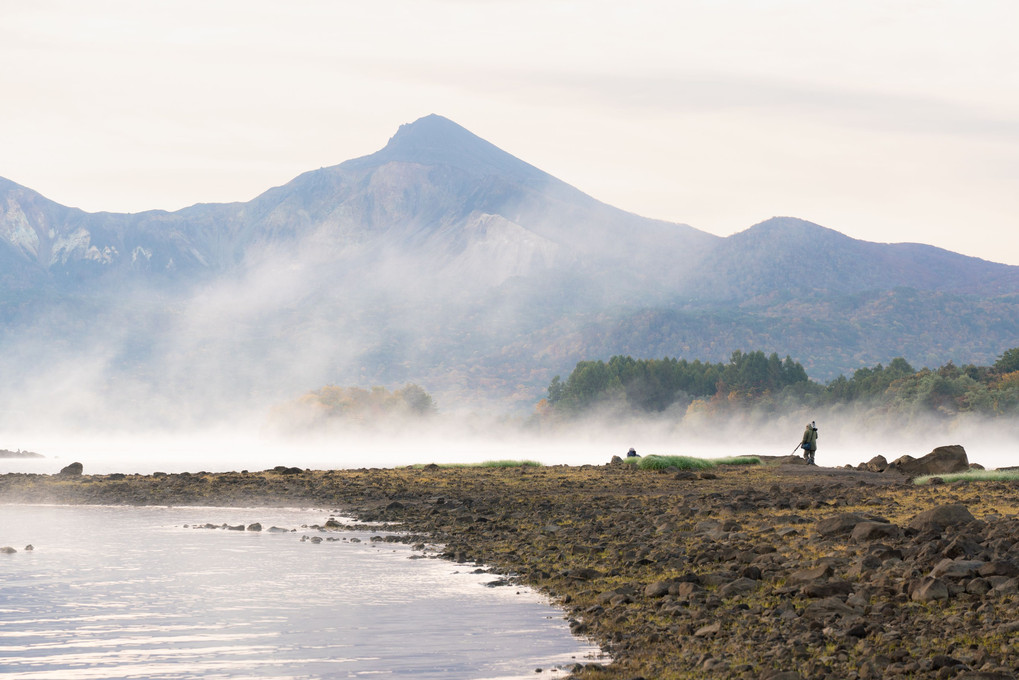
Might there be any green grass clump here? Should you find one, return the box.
[913,469,1019,485]
[412,460,543,469]
[626,454,761,471]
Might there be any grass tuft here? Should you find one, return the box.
[625,454,761,471]
[913,469,1019,485]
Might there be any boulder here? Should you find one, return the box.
[672,581,703,598]
[1,546,16,554]
[816,512,876,538]
[644,580,674,598]
[979,561,1019,578]
[864,455,888,472]
[889,445,969,477]
[930,558,986,579]
[694,622,721,637]
[802,580,854,599]
[58,461,84,476]
[801,596,857,619]
[851,521,901,542]
[911,577,950,602]
[718,577,759,598]
[788,564,833,584]
[908,504,976,532]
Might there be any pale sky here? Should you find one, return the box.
[2,0,1018,265]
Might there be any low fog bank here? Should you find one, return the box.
[1,405,1015,476]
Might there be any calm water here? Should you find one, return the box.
[0,505,601,679]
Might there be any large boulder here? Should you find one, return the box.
[864,455,888,472]
[58,461,84,476]
[908,504,976,532]
[815,512,884,538]
[889,445,968,477]
[911,577,950,602]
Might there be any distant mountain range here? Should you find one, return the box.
[2,114,1017,425]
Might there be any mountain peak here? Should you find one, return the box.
[388,114,476,149]
[355,114,547,181]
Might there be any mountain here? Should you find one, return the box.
[688,216,1019,301]
[1,115,1018,427]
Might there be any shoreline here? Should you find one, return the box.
[2,461,1018,679]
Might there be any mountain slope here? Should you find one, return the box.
[1,116,1018,427]
[687,217,1019,301]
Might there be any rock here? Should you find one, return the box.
[246,523,262,532]
[889,445,969,477]
[58,462,84,476]
[802,580,854,598]
[1,546,16,554]
[718,577,759,598]
[965,577,992,595]
[788,563,834,584]
[272,465,304,475]
[24,545,33,551]
[672,581,702,598]
[994,578,1019,595]
[694,622,721,637]
[801,596,857,619]
[980,561,1019,577]
[609,455,624,465]
[565,568,602,580]
[644,581,673,598]
[864,455,888,472]
[761,672,802,680]
[846,623,868,638]
[930,655,965,670]
[930,558,986,579]
[852,521,901,542]
[911,577,950,602]
[816,512,874,538]
[908,504,976,532]
[942,534,982,559]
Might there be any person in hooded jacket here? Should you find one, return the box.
[801,421,818,465]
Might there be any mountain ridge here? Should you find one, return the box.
[1,115,1018,425]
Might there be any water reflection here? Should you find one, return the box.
[0,505,601,679]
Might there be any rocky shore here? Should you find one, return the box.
[2,453,1019,680]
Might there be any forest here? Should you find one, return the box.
[268,383,437,430]
[540,347,1019,420]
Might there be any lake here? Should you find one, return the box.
[0,504,602,679]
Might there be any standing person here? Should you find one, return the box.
[801,421,818,465]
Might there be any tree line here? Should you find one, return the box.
[541,347,1019,419]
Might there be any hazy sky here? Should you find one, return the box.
[3,1,1018,264]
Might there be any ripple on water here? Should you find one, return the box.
[0,505,602,679]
